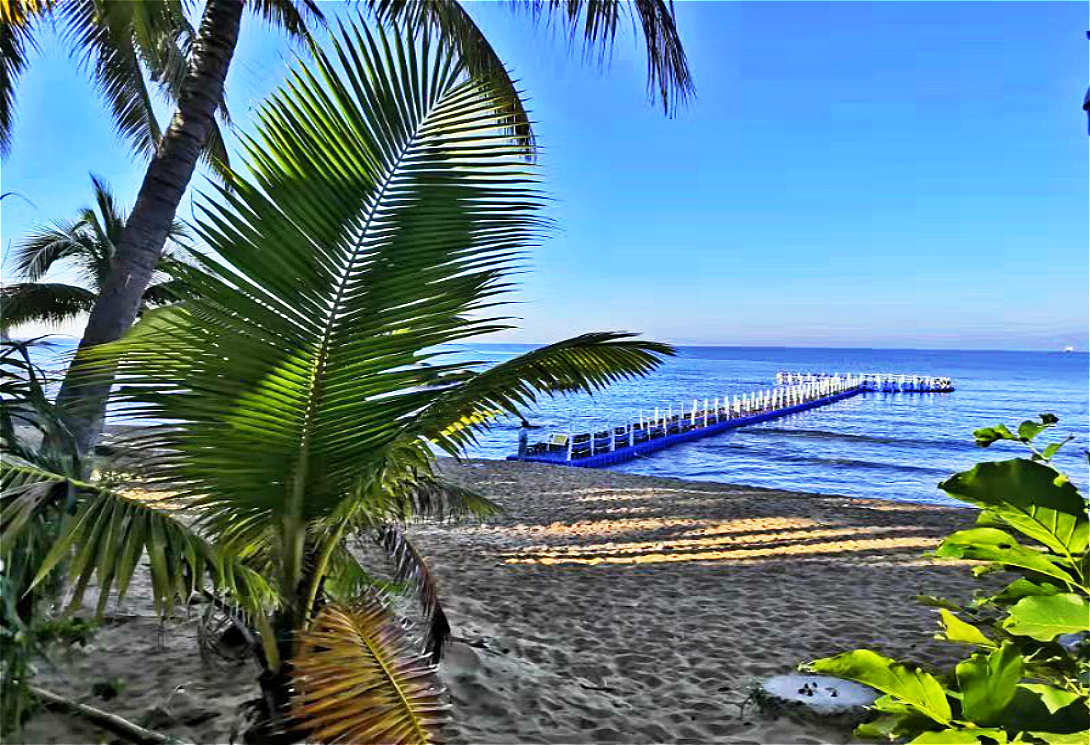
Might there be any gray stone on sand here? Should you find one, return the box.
[757,673,878,726]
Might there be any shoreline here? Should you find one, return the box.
[23,459,984,745]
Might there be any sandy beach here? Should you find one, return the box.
[22,459,982,745]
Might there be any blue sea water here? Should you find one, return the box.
[442,345,1090,506]
[23,340,1089,507]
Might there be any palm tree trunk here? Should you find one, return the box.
[53,0,244,457]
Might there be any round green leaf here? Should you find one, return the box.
[1002,593,1090,641]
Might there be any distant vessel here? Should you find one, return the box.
[1064,345,1075,353]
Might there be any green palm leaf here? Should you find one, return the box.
[370,0,695,154]
[3,174,190,333]
[4,455,275,617]
[59,0,182,156]
[410,331,675,454]
[291,598,450,744]
[377,523,449,662]
[7,219,93,282]
[0,0,47,155]
[0,283,97,330]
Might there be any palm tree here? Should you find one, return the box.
[4,20,674,742]
[40,0,692,458]
[0,175,188,335]
[2,0,322,452]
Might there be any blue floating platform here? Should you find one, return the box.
[509,371,954,469]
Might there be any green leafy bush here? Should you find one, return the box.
[806,414,1089,744]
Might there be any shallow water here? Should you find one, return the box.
[444,345,1090,506]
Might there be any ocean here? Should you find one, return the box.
[442,344,1090,506]
[23,341,1089,507]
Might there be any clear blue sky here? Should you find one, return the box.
[2,1,1086,350]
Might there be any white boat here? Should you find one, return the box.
[1064,345,1075,353]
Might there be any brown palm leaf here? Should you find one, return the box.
[292,600,451,744]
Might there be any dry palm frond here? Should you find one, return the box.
[292,599,450,744]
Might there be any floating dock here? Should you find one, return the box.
[509,372,954,468]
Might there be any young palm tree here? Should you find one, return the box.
[0,175,188,334]
[6,20,674,742]
[47,0,693,459]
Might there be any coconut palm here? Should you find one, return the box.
[47,0,692,459]
[0,175,188,334]
[5,20,674,742]
[3,0,322,451]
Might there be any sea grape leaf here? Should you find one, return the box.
[1018,684,1084,715]
[807,650,952,725]
[955,642,1022,725]
[1039,439,1072,462]
[936,609,995,648]
[982,577,1066,607]
[933,528,1077,586]
[855,707,934,742]
[854,714,905,740]
[998,686,1090,735]
[974,424,1017,448]
[910,729,1008,744]
[1027,730,1090,744]
[938,459,1088,556]
[1002,593,1090,641]
[1018,420,1050,442]
[1039,413,1059,425]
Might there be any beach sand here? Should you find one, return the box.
[21,459,982,744]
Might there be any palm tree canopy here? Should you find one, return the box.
[370,0,694,153]
[0,0,324,160]
[0,175,188,332]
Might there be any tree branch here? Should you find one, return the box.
[29,685,185,745]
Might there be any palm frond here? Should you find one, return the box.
[58,0,181,157]
[369,0,535,155]
[377,523,449,662]
[413,332,674,455]
[9,173,124,285]
[0,336,76,464]
[1,456,276,617]
[513,0,694,115]
[0,282,97,332]
[398,477,501,522]
[249,0,325,39]
[291,599,450,744]
[139,278,187,307]
[87,18,547,578]
[359,439,501,523]
[8,220,91,282]
[87,172,125,241]
[0,0,49,155]
[323,543,396,603]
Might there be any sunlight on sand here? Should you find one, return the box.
[503,534,941,566]
[497,513,944,567]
